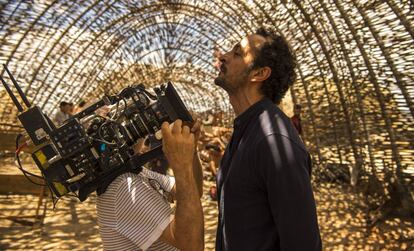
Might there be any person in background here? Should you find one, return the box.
[53,101,71,126]
[204,143,223,178]
[291,104,303,136]
[68,102,75,116]
[73,99,87,114]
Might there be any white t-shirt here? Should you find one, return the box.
[53,110,70,126]
[97,168,178,251]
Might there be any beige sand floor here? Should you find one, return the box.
[0,159,413,250]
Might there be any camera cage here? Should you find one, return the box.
[1,64,193,202]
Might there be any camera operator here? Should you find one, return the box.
[96,119,204,251]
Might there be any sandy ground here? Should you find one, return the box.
[0,159,413,250]
[0,183,219,251]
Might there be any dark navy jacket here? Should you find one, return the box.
[216,98,321,251]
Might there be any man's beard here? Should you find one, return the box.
[214,75,234,94]
[214,75,225,87]
[214,70,250,95]
[215,64,230,91]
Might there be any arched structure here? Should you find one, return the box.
[0,1,413,186]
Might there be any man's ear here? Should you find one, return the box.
[250,66,271,82]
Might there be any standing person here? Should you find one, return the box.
[291,104,303,136]
[214,27,321,250]
[53,101,71,126]
[97,119,204,251]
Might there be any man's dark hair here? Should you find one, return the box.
[251,27,297,104]
[59,101,69,108]
[78,100,86,108]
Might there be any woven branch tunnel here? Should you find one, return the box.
[0,0,413,189]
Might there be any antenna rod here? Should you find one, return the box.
[3,64,31,108]
[0,75,24,112]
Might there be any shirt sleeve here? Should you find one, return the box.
[141,168,175,192]
[114,174,174,250]
[255,133,322,251]
[53,112,64,126]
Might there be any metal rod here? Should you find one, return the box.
[3,64,31,108]
[0,75,24,112]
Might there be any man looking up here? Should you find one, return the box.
[214,27,321,250]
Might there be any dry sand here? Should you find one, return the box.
[0,158,413,250]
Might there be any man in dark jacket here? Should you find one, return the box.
[214,27,322,250]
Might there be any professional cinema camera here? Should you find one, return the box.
[0,64,192,202]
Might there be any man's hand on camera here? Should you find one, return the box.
[159,119,204,251]
[161,119,195,173]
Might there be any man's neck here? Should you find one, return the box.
[229,88,264,116]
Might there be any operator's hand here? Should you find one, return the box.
[161,119,195,173]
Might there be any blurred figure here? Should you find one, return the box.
[73,99,87,114]
[53,101,71,126]
[202,110,214,135]
[68,102,75,115]
[291,104,303,136]
[204,143,223,177]
[198,126,229,179]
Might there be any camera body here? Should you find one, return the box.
[3,76,192,201]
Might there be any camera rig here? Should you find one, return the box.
[0,64,192,201]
